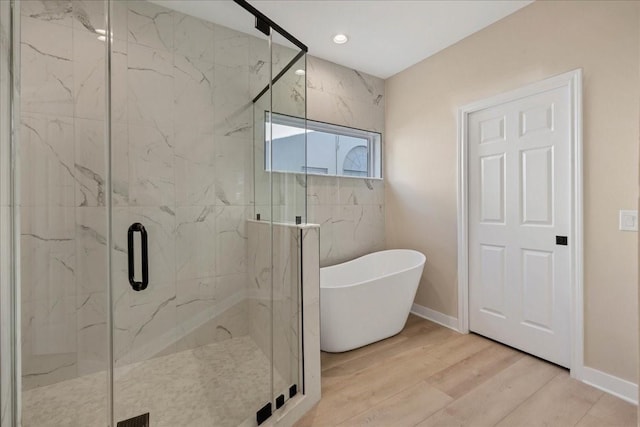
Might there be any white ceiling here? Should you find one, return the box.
[155,0,533,79]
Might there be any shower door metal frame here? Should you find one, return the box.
[232,0,308,53]
[105,1,115,425]
[241,0,311,416]
[1,0,21,425]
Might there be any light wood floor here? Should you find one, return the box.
[296,315,637,427]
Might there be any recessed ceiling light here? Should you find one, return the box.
[333,34,349,44]
[295,69,306,76]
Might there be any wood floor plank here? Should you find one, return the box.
[495,372,602,427]
[321,326,459,395]
[320,333,409,372]
[336,380,453,427]
[416,356,562,427]
[425,340,524,399]
[322,325,448,378]
[576,413,634,427]
[295,317,636,427]
[400,315,440,337]
[320,315,436,373]
[306,335,494,425]
[574,392,636,427]
[296,357,430,426]
[417,331,492,363]
[403,313,427,330]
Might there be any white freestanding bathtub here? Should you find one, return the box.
[320,249,426,352]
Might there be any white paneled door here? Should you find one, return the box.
[468,85,571,367]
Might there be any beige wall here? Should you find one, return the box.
[385,1,639,382]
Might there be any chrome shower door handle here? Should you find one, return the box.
[128,223,149,291]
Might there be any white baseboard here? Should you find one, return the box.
[580,367,638,405]
[411,303,460,332]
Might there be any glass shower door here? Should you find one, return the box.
[109,1,273,425]
[18,0,110,425]
[253,28,307,413]
[12,0,306,425]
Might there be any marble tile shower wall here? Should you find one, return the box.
[18,0,271,389]
[252,54,386,259]
[306,57,386,267]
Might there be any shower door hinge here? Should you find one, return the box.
[276,394,285,409]
[117,413,149,427]
[256,402,272,425]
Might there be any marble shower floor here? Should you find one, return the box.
[22,336,275,427]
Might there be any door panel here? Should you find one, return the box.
[480,154,506,223]
[469,85,571,367]
[479,244,506,318]
[519,103,554,136]
[480,115,506,144]
[521,147,553,225]
[521,249,554,331]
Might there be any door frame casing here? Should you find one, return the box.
[456,69,583,378]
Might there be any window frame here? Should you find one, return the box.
[266,112,383,180]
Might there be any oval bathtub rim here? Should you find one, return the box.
[320,249,426,289]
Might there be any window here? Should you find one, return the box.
[342,146,368,177]
[266,113,382,179]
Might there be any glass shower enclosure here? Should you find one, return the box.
[0,0,308,425]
